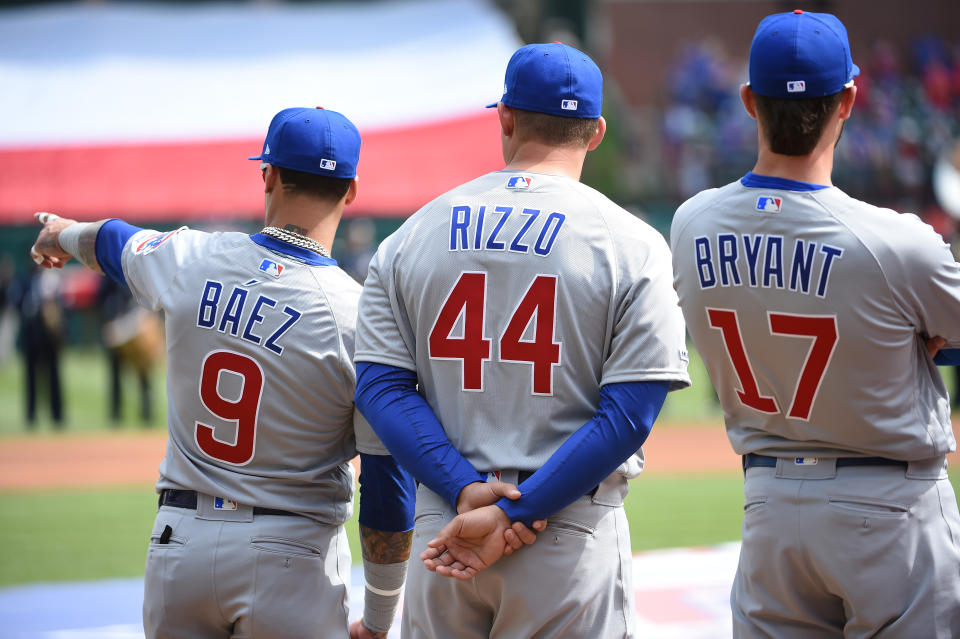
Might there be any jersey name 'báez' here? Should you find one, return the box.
[122,228,384,523]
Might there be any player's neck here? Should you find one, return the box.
[752,123,842,187]
[503,142,587,180]
[263,199,342,254]
[752,145,836,187]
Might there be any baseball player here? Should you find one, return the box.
[353,43,691,638]
[670,11,960,637]
[29,107,414,639]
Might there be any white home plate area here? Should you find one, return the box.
[0,543,740,639]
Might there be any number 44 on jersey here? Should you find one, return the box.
[429,272,562,396]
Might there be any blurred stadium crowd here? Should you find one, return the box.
[660,34,960,225]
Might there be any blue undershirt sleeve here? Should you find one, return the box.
[357,453,415,533]
[934,349,960,366]
[94,219,143,287]
[354,361,485,509]
[496,380,669,526]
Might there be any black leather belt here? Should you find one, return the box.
[159,489,300,517]
[742,453,908,472]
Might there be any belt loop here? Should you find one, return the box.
[905,456,947,480]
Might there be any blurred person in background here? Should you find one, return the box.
[11,263,65,429]
[338,218,377,284]
[98,277,161,426]
[0,255,17,365]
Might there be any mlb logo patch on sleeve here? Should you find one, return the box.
[756,195,782,212]
[506,176,532,189]
[134,228,184,255]
[258,259,284,278]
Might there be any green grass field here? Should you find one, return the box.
[0,348,957,588]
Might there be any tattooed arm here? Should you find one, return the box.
[30,212,107,273]
[349,453,415,639]
[351,527,414,639]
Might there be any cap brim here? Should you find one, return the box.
[248,155,263,161]
[851,62,861,78]
[485,102,498,109]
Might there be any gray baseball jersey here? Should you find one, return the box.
[356,171,690,473]
[356,170,689,639]
[671,178,960,459]
[123,227,385,520]
[119,227,385,638]
[671,175,960,637]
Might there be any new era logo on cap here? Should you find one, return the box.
[787,80,806,93]
[506,175,532,189]
[756,195,782,212]
[319,159,336,170]
[561,99,578,111]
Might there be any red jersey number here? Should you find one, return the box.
[429,272,561,395]
[195,350,264,465]
[707,309,837,421]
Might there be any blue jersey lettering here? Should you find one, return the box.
[218,287,248,336]
[763,236,784,289]
[242,295,277,345]
[197,280,223,328]
[695,237,716,288]
[510,208,540,253]
[718,233,741,286]
[486,206,512,250]
[534,212,565,256]
[450,206,471,251]
[817,245,843,297]
[264,306,302,356]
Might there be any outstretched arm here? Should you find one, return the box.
[350,453,415,639]
[31,212,143,286]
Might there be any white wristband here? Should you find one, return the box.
[363,559,408,633]
[57,222,92,257]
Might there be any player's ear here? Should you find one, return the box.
[838,85,857,121]
[740,84,758,120]
[498,103,515,138]
[586,116,606,151]
[344,177,359,206]
[263,164,279,193]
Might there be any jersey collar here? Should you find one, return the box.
[740,171,830,192]
[250,233,338,266]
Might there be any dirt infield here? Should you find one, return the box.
[2,418,958,491]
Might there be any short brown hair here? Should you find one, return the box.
[276,166,352,202]
[512,108,598,147]
[754,92,844,156]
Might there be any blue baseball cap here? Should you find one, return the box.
[749,9,859,99]
[248,107,360,179]
[486,42,603,118]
